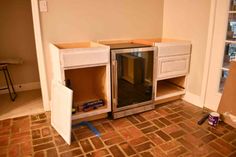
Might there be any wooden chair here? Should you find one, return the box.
[0,58,23,101]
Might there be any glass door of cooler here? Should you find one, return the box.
[112,49,154,111]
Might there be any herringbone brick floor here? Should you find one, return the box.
[0,100,236,157]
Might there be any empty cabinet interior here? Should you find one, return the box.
[156,76,186,101]
[64,66,108,114]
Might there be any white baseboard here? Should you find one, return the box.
[182,91,203,108]
[0,82,40,94]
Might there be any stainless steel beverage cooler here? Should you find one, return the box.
[107,42,157,119]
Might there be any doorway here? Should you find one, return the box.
[0,0,44,120]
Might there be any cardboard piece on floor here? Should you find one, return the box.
[218,61,236,128]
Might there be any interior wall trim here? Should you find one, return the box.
[31,0,50,111]
[200,0,218,108]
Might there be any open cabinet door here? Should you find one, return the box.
[51,81,72,145]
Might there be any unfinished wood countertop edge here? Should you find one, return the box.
[51,41,109,50]
[98,38,190,46]
[49,38,191,50]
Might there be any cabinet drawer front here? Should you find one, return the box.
[157,55,190,80]
[61,49,109,68]
[157,43,191,57]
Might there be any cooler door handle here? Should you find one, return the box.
[112,60,118,109]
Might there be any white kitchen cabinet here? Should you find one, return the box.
[49,42,111,145]
[49,39,191,144]
[154,41,191,102]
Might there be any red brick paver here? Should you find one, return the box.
[0,100,235,156]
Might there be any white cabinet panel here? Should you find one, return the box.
[61,48,109,68]
[51,81,72,145]
[155,42,191,57]
[157,55,190,80]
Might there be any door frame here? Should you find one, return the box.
[199,0,218,109]
[200,0,230,111]
[31,0,50,111]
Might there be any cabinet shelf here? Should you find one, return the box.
[72,105,108,120]
[156,80,185,101]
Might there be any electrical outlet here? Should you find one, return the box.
[39,0,48,12]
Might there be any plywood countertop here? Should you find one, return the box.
[133,38,191,46]
[54,41,109,49]
[52,38,191,51]
[98,38,190,47]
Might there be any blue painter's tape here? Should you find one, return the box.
[72,121,101,137]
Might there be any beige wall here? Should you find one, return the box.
[0,0,39,87]
[40,0,212,100]
[162,0,211,96]
[40,0,164,95]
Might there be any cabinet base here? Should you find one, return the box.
[72,113,108,124]
[155,95,184,105]
[113,104,154,119]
